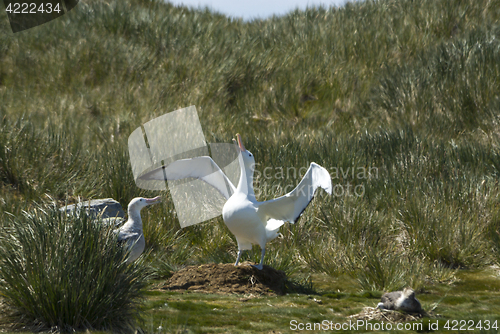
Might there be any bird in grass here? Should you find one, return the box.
[116,196,162,263]
[377,288,423,314]
[139,134,332,269]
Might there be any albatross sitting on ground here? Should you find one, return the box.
[139,134,332,269]
[116,196,162,263]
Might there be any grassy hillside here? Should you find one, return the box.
[1,0,500,332]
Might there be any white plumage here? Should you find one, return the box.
[116,196,162,263]
[140,134,332,269]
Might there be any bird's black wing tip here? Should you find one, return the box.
[292,195,315,223]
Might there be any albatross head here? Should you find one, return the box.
[128,196,162,213]
[234,133,255,166]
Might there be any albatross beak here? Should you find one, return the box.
[236,133,246,152]
[145,196,162,205]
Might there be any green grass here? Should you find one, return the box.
[138,269,500,334]
[0,205,148,332]
[1,0,500,332]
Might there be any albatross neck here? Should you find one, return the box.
[236,153,256,200]
[127,207,143,230]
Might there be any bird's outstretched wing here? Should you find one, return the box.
[138,156,236,199]
[257,162,332,224]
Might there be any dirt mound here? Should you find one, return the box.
[162,262,288,295]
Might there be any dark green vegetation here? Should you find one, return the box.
[0,205,148,332]
[1,0,500,332]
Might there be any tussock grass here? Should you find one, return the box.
[0,204,148,332]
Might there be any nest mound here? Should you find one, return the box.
[349,307,425,323]
[162,262,287,295]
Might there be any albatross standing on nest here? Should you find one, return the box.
[116,196,162,263]
[139,134,332,269]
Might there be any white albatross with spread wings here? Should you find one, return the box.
[139,134,332,269]
[116,196,162,263]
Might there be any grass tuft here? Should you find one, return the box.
[0,203,148,333]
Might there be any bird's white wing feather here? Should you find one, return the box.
[116,229,140,242]
[257,162,332,224]
[138,156,236,199]
[266,218,285,231]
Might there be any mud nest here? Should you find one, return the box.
[162,262,288,295]
[349,307,425,323]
